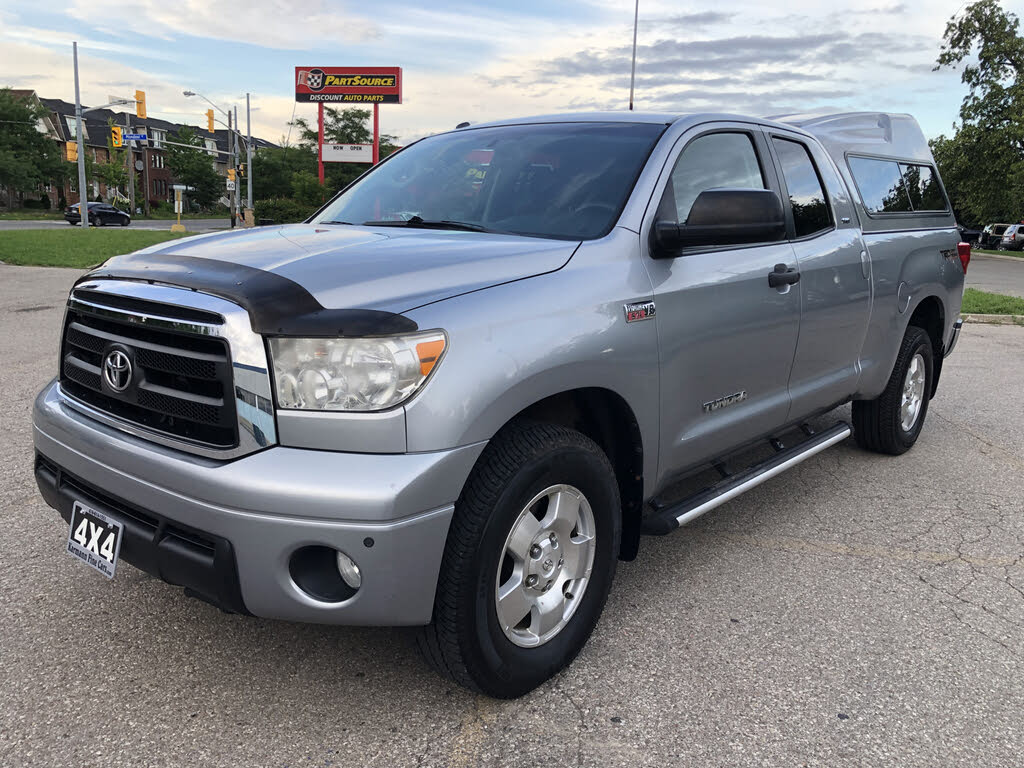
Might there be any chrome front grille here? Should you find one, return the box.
[58,280,277,459]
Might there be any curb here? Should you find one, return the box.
[972,251,1024,262]
[962,313,1024,326]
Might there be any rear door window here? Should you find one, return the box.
[771,138,833,238]
[665,132,765,223]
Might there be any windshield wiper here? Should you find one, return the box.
[361,216,490,233]
[319,220,355,225]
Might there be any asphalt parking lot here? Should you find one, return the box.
[968,253,1024,298]
[1,264,1022,767]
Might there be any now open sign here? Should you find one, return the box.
[321,143,374,164]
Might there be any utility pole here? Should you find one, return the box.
[246,93,253,219]
[227,109,234,228]
[124,111,135,215]
[72,43,88,228]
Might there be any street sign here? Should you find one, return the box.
[295,66,402,103]
[226,179,236,191]
[124,133,147,141]
[322,143,373,163]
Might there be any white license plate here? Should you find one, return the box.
[66,501,123,579]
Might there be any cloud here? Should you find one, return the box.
[0,0,972,146]
[641,11,734,28]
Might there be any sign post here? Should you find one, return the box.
[318,102,325,185]
[295,66,402,177]
[171,185,186,233]
[373,102,379,165]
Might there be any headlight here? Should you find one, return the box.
[268,332,446,412]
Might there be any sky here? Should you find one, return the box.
[1,0,1020,146]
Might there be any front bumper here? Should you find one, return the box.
[32,380,485,625]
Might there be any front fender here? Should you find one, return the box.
[402,230,661,498]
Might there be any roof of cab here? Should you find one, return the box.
[464,111,930,164]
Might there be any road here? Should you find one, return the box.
[968,253,1024,299]
[0,218,228,233]
[1,264,1022,767]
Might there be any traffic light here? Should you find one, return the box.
[135,90,147,119]
[206,109,215,133]
[66,141,78,162]
[238,163,245,177]
[227,168,236,182]
[111,125,123,148]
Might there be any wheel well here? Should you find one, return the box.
[512,388,645,561]
[907,296,945,397]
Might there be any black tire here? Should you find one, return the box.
[853,325,934,455]
[418,421,621,698]
[120,217,129,227]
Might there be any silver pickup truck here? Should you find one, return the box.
[33,111,967,697]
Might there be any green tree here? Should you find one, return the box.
[934,1,1024,223]
[0,88,64,210]
[165,126,221,209]
[290,170,327,207]
[289,107,399,195]
[251,145,316,200]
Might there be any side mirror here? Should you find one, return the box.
[651,188,787,257]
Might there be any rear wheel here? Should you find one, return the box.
[853,325,933,455]
[418,421,620,698]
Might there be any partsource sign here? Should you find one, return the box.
[322,143,374,163]
[295,66,402,104]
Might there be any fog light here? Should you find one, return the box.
[336,551,362,589]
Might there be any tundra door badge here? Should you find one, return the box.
[624,300,656,323]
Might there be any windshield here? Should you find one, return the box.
[313,122,666,240]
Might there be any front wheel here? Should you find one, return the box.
[853,324,934,455]
[418,421,620,698]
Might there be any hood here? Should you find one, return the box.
[130,224,579,313]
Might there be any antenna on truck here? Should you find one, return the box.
[628,0,639,110]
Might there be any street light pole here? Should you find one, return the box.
[234,105,241,224]
[227,109,234,228]
[72,43,88,228]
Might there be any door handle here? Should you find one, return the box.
[768,263,800,288]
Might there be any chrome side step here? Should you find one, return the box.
[641,421,852,536]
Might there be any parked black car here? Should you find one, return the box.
[979,223,1010,248]
[958,225,981,244]
[65,202,131,227]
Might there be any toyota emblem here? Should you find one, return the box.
[102,349,133,392]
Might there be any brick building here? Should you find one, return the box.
[10,90,277,213]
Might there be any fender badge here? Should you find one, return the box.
[624,300,656,323]
[702,391,747,413]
